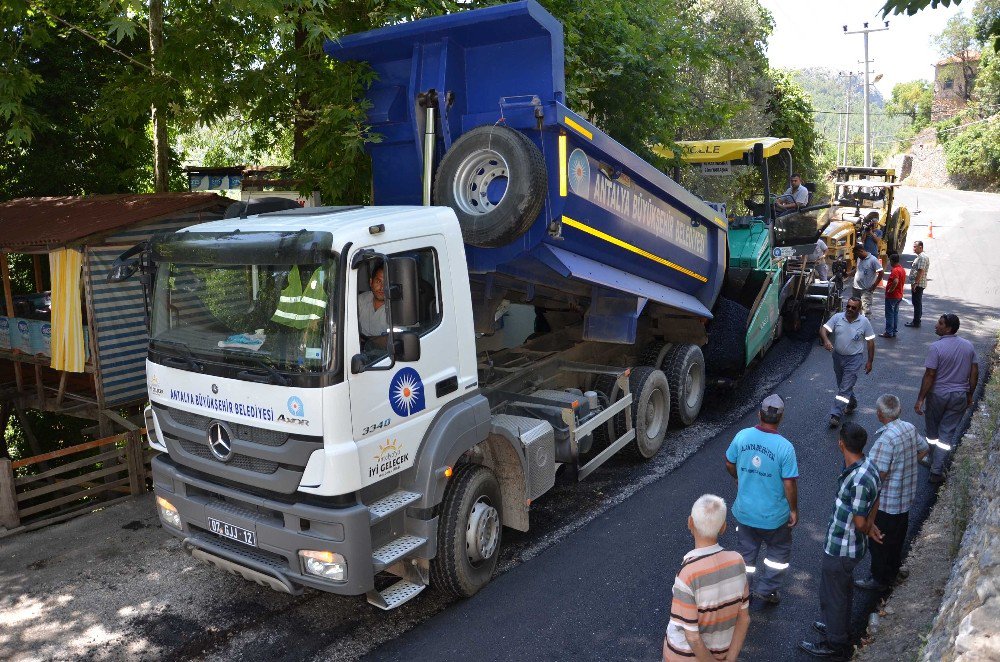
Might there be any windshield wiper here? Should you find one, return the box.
[221,348,290,386]
[153,339,204,372]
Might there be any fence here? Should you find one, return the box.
[0,431,152,534]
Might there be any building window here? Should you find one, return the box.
[943,78,954,90]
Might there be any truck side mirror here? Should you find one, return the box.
[388,256,420,327]
[393,331,421,362]
[108,260,139,283]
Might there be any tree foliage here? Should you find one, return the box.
[886,80,933,132]
[0,0,155,199]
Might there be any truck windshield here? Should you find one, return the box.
[150,260,338,374]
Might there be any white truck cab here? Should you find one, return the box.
[145,205,658,608]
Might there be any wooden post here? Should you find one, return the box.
[125,431,147,495]
[32,254,44,292]
[0,253,24,392]
[0,458,19,529]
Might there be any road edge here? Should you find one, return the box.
[855,334,1000,662]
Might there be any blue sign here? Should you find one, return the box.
[388,368,425,417]
[287,396,305,417]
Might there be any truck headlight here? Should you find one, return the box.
[156,495,182,529]
[299,550,347,581]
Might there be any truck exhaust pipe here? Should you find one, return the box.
[420,91,438,206]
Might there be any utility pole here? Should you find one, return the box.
[837,71,859,166]
[844,21,889,167]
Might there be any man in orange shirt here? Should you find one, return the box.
[881,253,906,338]
[664,495,751,661]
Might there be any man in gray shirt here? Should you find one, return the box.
[774,173,809,215]
[358,264,389,338]
[915,314,979,484]
[820,297,877,428]
[851,243,883,318]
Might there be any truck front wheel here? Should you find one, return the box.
[430,464,503,598]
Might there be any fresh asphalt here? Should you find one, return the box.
[366,188,1000,661]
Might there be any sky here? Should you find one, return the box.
[761,0,971,95]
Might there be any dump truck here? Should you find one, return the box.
[118,2,826,610]
[820,166,911,272]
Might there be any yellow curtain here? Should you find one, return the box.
[49,248,86,372]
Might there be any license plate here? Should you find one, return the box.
[207,517,257,547]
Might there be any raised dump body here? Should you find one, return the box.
[327,0,726,342]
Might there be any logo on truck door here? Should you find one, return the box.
[389,367,425,417]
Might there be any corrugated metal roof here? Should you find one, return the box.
[0,193,231,251]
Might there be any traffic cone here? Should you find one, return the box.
[928,220,934,239]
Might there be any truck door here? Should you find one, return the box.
[346,237,460,486]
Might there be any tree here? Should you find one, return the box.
[0,0,154,199]
[882,0,1000,50]
[765,70,823,179]
[886,80,934,131]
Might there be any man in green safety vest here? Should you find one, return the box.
[272,265,327,329]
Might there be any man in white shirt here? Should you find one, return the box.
[774,174,809,215]
[851,243,883,318]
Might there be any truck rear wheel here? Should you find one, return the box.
[430,464,503,598]
[626,366,670,460]
[660,344,705,427]
[433,125,548,248]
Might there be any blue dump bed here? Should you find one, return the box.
[327,1,726,342]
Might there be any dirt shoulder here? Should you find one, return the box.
[855,339,999,662]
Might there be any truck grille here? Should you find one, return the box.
[178,439,280,475]
[152,403,323,495]
[162,406,288,447]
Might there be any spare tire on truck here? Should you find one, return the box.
[433,125,548,248]
[704,297,749,375]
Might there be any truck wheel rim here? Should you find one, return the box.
[466,497,500,563]
[452,149,510,215]
[644,389,666,440]
[684,362,704,409]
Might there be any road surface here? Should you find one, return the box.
[0,188,996,662]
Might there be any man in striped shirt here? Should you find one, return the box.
[665,495,750,662]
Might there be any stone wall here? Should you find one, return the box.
[897,127,958,190]
[921,426,1000,662]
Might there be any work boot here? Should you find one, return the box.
[854,576,888,591]
[813,622,827,635]
[829,415,841,429]
[845,400,857,415]
[753,590,780,605]
[799,641,850,660]
[905,321,920,328]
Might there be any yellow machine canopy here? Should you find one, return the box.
[653,137,794,164]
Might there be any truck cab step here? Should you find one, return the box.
[372,534,426,570]
[367,490,421,525]
[366,579,426,610]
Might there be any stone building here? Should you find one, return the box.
[932,50,981,122]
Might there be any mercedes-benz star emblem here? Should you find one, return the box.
[207,422,233,462]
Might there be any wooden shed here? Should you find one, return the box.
[0,193,230,438]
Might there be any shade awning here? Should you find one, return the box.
[653,137,794,164]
